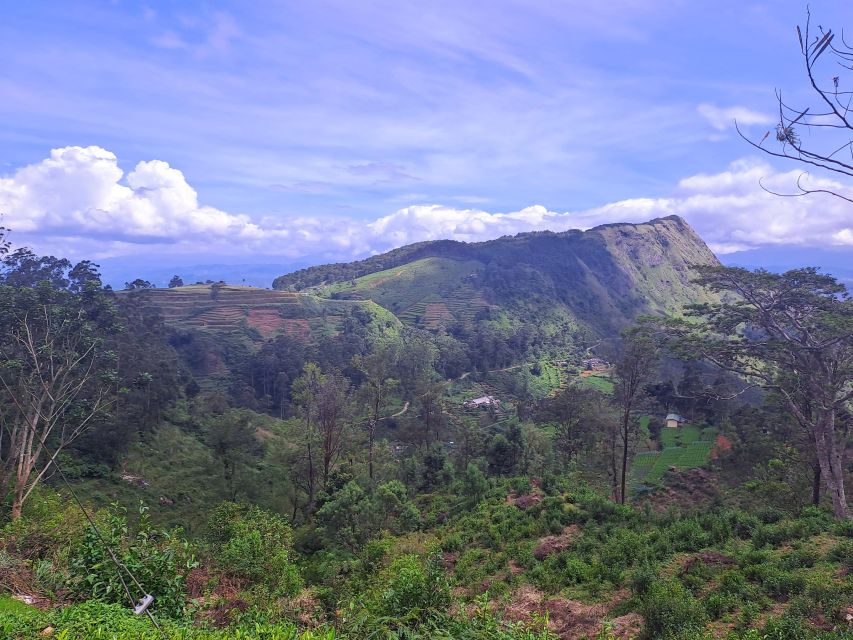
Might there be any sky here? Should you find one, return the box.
[1,0,852,285]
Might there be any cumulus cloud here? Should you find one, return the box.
[1,147,851,263]
[698,103,773,131]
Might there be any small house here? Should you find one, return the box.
[464,395,501,409]
[665,413,686,429]
[582,357,610,372]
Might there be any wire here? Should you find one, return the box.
[34,439,169,640]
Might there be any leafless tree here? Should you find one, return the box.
[739,9,853,203]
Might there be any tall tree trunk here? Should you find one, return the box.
[813,410,849,519]
[306,439,315,510]
[368,421,375,482]
[609,428,619,503]
[620,409,630,505]
[11,477,26,521]
[812,463,821,507]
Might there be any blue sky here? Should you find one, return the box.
[1,0,851,281]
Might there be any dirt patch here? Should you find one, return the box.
[443,552,460,571]
[533,525,581,560]
[637,467,719,513]
[281,318,312,342]
[246,308,287,337]
[186,567,245,601]
[508,560,525,576]
[279,589,326,628]
[681,551,735,573]
[609,612,644,639]
[507,492,543,509]
[503,585,613,639]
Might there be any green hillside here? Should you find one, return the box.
[322,257,488,327]
[633,425,719,485]
[276,216,720,339]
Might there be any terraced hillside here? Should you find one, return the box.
[125,284,399,342]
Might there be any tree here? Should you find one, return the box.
[292,363,323,510]
[676,362,704,422]
[612,328,658,504]
[315,370,351,489]
[205,412,261,501]
[0,239,119,519]
[537,385,603,470]
[353,343,398,482]
[124,278,153,290]
[644,380,677,413]
[168,275,184,288]
[415,379,446,446]
[665,266,852,518]
[739,10,853,203]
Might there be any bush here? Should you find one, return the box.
[205,502,302,597]
[376,553,451,622]
[827,539,853,571]
[640,578,708,640]
[67,502,195,617]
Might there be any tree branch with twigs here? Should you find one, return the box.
[738,9,853,203]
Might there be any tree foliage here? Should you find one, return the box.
[662,265,852,518]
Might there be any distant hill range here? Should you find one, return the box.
[272,215,720,337]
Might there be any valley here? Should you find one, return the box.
[0,218,851,640]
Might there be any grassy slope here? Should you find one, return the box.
[321,257,487,326]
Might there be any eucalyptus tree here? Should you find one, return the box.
[0,232,119,519]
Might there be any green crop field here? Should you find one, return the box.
[676,441,714,467]
[578,373,614,394]
[660,424,702,447]
[633,422,718,487]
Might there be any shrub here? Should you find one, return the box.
[376,553,451,623]
[67,502,195,617]
[205,502,302,597]
[827,539,853,571]
[705,591,738,620]
[666,518,711,552]
[640,578,708,640]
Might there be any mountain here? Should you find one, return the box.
[273,215,720,338]
[134,216,718,386]
[721,245,853,288]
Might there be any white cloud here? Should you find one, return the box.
[1,147,851,263]
[698,103,773,132]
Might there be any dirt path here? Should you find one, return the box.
[452,362,528,383]
[390,401,409,418]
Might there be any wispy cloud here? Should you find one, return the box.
[698,103,773,131]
